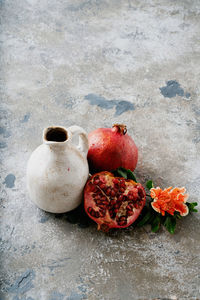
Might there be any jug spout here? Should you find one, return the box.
[43,126,69,148]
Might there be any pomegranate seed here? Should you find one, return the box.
[127,210,134,216]
[110,189,115,197]
[95,200,103,206]
[87,207,93,213]
[98,205,106,210]
[106,188,111,195]
[102,201,109,206]
[138,188,144,198]
[115,203,120,209]
[90,185,97,192]
[128,195,134,200]
[120,181,126,188]
[112,178,119,185]
[117,216,127,225]
[95,211,100,218]
[119,187,125,193]
[118,194,123,201]
[94,179,100,185]
[99,183,106,190]
[112,178,119,184]
[97,200,105,205]
[110,199,116,206]
[92,211,97,217]
[118,220,127,226]
[88,208,97,217]
[136,196,141,203]
[109,210,116,219]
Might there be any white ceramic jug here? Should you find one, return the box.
[27,125,89,213]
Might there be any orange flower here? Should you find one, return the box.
[150,186,189,217]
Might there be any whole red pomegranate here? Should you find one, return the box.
[87,124,138,173]
[84,171,146,231]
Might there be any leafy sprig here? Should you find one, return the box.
[112,167,137,182]
[146,180,154,190]
[187,202,198,213]
[113,168,198,234]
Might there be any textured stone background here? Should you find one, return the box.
[0,0,200,299]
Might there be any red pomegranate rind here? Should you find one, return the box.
[84,171,146,231]
[88,124,138,173]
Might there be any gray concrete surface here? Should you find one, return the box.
[0,0,200,299]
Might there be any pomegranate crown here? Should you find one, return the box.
[112,124,127,135]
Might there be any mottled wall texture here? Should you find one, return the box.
[0,0,200,299]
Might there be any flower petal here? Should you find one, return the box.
[167,207,176,216]
[150,187,162,199]
[177,193,189,203]
[175,202,189,216]
[165,186,173,192]
[151,202,161,214]
[159,190,171,202]
[170,187,186,199]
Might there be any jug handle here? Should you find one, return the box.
[67,126,89,157]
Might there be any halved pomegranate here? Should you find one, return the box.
[84,171,146,231]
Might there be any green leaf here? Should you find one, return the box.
[151,215,161,232]
[148,214,156,224]
[126,169,137,182]
[174,211,182,219]
[115,167,127,179]
[186,202,198,213]
[164,216,176,234]
[112,167,137,182]
[137,210,152,227]
[146,180,154,190]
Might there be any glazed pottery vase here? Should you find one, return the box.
[27,125,89,213]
